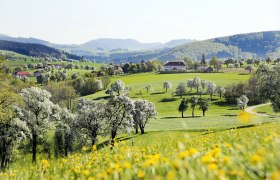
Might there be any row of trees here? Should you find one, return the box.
[178,97,211,117]
[174,77,223,99]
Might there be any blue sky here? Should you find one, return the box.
[1,0,279,44]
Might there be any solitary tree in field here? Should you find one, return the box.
[163,81,173,92]
[17,87,57,163]
[237,95,249,111]
[210,56,219,70]
[206,81,216,98]
[198,98,211,116]
[178,98,188,118]
[144,84,152,93]
[216,86,226,99]
[133,99,157,134]
[176,83,187,98]
[105,95,134,146]
[77,99,106,146]
[189,96,198,117]
[111,80,125,95]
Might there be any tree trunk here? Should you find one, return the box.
[203,110,205,116]
[220,94,222,99]
[140,127,145,134]
[192,109,194,117]
[166,88,167,92]
[182,111,184,118]
[111,130,117,147]
[135,128,138,134]
[32,133,37,163]
[1,154,6,169]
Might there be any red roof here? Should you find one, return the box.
[16,71,30,76]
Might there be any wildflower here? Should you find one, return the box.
[88,177,95,180]
[188,147,198,155]
[208,163,218,170]
[222,156,231,165]
[92,145,97,151]
[178,151,189,159]
[270,171,280,180]
[82,146,87,152]
[83,170,90,176]
[238,111,252,123]
[41,159,50,169]
[122,161,131,169]
[172,160,181,170]
[137,170,145,178]
[249,154,263,165]
[201,154,213,164]
[167,171,176,180]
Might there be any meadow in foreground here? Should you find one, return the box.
[2,121,280,180]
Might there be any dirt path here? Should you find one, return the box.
[245,103,271,117]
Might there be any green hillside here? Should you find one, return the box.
[158,31,280,61]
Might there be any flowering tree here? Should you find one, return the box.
[193,77,200,93]
[163,81,172,92]
[54,107,76,157]
[16,87,57,163]
[105,95,134,145]
[206,81,216,98]
[144,84,153,93]
[176,83,186,98]
[187,79,194,92]
[77,99,106,146]
[111,80,125,95]
[201,80,206,90]
[133,99,157,134]
[216,86,226,99]
[0,117,30,169]
[237,95,249,111]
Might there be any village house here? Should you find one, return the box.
[163,61,186,71]
[13,71,31,78]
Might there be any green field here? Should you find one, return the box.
[83,72,277,131]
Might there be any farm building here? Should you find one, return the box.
[163,61,186,71]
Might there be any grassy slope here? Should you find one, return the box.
[83,72,278,131]
[5,122,280,179]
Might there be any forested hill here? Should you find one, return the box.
[0,40,81,60]
[157,31,280,61]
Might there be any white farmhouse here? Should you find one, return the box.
[163,61,186,71]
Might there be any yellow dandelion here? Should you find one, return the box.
[88,177,95,180]
[188,147,198,155]
[121,161,131,169]
[92,145,97,151]
[250,154,263,165]
[137,170,145,178]
[201,154,213,164]
[238,111,252,123]
[83,170,90,176]
[82,146,87,152]
[270,171,280,180]
[208,163,218,170]
[167,171,176,180]
[178,151,189,159]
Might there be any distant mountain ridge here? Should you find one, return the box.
[0,34,195,54]
[0,31,279,63]
[81,38,196,51]
[0,40,81,60]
